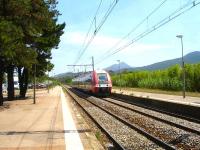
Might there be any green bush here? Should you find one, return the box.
[112,63,200,92]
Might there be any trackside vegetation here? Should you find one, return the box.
[111,64,200,92]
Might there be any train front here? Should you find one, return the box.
[92,70,112,96]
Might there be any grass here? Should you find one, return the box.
[95,131,101,140]
[113,86,200,98]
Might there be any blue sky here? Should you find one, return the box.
[51,0,200,75]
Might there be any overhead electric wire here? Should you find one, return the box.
[74,0,119,65]
[74,0,102,65]
[96,0,169,63]
[94,0,119,34]
[95,0,200,65]
[81,0,102,50]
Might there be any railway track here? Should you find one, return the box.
[65,86,200,149]
[110,94,200,124]
[63,87,126,149]
[102,97,200,136]
[64,86,178,149]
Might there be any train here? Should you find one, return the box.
[72,70,112,96]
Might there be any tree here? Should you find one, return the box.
[0,0,37,100]
[18,0,65,98]
[0,19,27,101]
[0,0,65,102]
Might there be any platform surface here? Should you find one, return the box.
[0,87,104,150]
[112,88,200,107]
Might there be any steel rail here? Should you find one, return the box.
[110,95,200,124]
[62,86,125,150]
[102,98,200,135]
[71,88,175,150]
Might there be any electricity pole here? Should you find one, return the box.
[92,56,94,72]
[47,61,49,93]
[117,60,121,91]
[33,64,36,104]
[176,35,185,98]
[67,57,94,72]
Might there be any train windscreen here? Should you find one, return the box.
[97,73,108,83]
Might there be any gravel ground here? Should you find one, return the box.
[69,90,162,150]
[87,96,200,149]
[68,97,111,149]
[105,97,200,132]
[79,101,160,150]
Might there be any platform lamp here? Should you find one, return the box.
[47,60,49,93]
[176,35,186,98]
[117,60,121,91]
[33,64,36,104]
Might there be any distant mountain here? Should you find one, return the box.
[55,51,200,79]
[54,72,74,79]
[54,72,85,79]
[132,51,200,71]
[105,62,133,72]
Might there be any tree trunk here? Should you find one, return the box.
[24,68,29,97]
[20,68,29,98]
[18,66,23,97]
[7,65,14,100]
[0,69,3,106]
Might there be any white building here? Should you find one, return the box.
[2,83,7,93]
[14,71,19,89]
[1,70,19,92]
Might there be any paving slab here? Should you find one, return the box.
[0,86,65,150]
[0,86,104,150]
[112,88,200,107]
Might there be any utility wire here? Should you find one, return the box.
[95,0,200,65]
[74,0,119,65]
[74,0,102,64]
[94,0,119,34]
[81,0,102,50]
[96,0,168,63]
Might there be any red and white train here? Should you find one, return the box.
[72,70,112,96]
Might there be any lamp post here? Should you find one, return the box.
[117,60,121,91]
[176,35,185,98]
[33,64,36,104]
[92,56,94,72]
[47,61,49,93]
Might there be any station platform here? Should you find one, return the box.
[0,87,104,150]
[112,88,200,107]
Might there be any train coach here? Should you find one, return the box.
[72,70,112,96]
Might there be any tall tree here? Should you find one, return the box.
[0,0,65,100]
[0,0,34,100]
[19,0,65,97]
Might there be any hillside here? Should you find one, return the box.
[131,51,200,71]
[105,62,132,72]
[55,51,200,78]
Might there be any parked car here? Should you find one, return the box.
[28,83,47,89]
[38,83,47,88]
[28,84,33,89]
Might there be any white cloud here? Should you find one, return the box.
[125,43,167,53]
[62,32,85,45]
[60,31,170,68]
[62,31,124,47]
[62,31,168,53]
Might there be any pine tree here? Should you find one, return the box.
[0,0,65,103]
